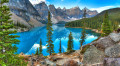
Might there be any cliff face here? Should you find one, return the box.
[35,2,48,21]
[9,0,44,27]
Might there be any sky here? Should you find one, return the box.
[29,0,120,13]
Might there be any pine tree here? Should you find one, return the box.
[67,32,74,53]
[39,39,42,55]
[46,11,54,55]
[102,11,112,36]
[83,8,87,18]
[59,39,62,53]
[0,0,27,65]
[80,8,87,50]
[80,29,86,50]
[35,48,39,55]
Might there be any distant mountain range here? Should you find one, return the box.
[9,0,98,27]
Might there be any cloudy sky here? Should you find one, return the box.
[29,0,120,13]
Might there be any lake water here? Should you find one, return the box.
[15,24,100,56]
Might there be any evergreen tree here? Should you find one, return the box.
[35,48,39,55]
[67,32,74,53]
[80,29,87,50]
[39,39,42,55]
[80,8,87,50]
[46,11,54,55]
[102,11,112,36]
[83,8,87,18]
[0,0,27,65]
[59,39,62,53]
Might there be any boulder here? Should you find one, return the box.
[83,46,104,65]
[104,58,120,66]
[105,44,120,57]
[45,59,56,66]
[63,60,78,66]
[109,33,120,42]
[94,36,115,50]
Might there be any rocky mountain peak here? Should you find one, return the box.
[57,7,61,10]
[63,7,66,11]
[82,7,90,12]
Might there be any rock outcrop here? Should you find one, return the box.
[83,46,104,65]
[105,44,120,57]
[82,32,120,65]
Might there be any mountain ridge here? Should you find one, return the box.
[8,0,98,27]
[34,2,98,24]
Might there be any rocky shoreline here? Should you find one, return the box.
[65,26,102,33]
[19,32,120,66]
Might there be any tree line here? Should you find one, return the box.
[65,8,120,32]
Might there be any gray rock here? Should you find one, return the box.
[45,59,56,66]
[109,33,120,42]
[63,60,78,66]
[83,46,104,65]
[95,36,115,49]
[105,44,120,57]
[104,58,120,66]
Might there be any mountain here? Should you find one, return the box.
[65,8,120,31]
[9,0,44,28]
[34,2,98,24]
[8,0,98,26]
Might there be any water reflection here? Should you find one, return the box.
[15,24,100,56]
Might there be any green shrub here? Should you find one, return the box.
[80,45,91,54]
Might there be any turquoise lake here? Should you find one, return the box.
[15,24,100,56]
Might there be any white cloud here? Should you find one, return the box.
[90,6,115,13]
[29,0,46,4]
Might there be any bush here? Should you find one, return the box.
[80,45,91,54]
[52,53,56,55]
[64,50,75,55]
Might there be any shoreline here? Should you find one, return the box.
[65,26,102,33]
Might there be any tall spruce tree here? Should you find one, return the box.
[35,48,39,55]
[46,11,54,55]
[102,11,112,36]
[0,0,27,65]
[59,39,62,53]
[80,29,86,50]
[39,39,42,55]
[67,32,74,53]
[80,8,87,50]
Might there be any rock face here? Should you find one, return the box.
[83,46,104,65]
[35,2,48,21]
[93,36,116,51]
[104,58,120,66]
[63,60,78,66]
[65,6,82,18]
[9,0,44,27]
[109,33,120,42]
[105,44,120,57]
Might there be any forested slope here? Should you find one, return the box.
[65,8,120,31]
